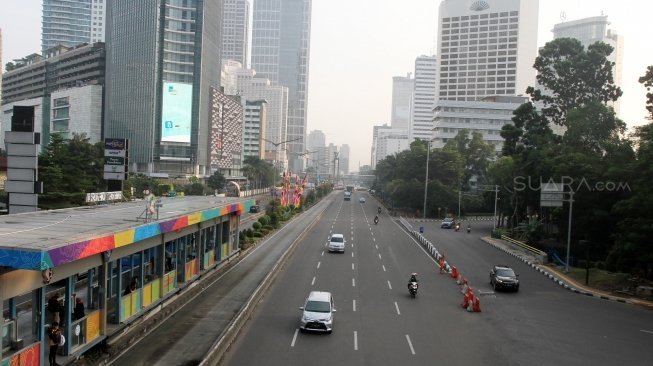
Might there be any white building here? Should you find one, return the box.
[339,144,350,174]
[432,95,527,152]
[553,15,623,115]
[411,55,437,141]
[307,130,326,151]
[371,125,410,167]
[243,99,267,160]
[391,74,413,131]
[436,0,539,102]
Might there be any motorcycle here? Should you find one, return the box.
[466,226,471,233]
[455,223,461,232]
[377,207,382,214]
[374,216,379,225]
[408,282,418,298]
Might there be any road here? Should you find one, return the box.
[222,192,653,366]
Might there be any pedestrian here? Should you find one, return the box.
[48,322,62,366]
[73,298,85,320]
[48,293,62,324]
[439,256,446,274]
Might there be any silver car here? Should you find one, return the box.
[299,291,335,333]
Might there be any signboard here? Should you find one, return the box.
[105,149,126,157]
[541,182,564,207]
[103,172,127,181]
[161,82,193,143]
[104,165,126,173]
[104,138,127,150]
[105,156,125,165]
[86,191,123,203]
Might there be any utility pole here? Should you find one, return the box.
[262,137,301,198]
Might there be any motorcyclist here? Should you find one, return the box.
[408,273,419,288]
[377,206,382,214]
[374,215,379,224]
[467,224,471,233]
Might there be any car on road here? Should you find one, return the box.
[328,234,345,253]
[441,217,455,229]
[299,291,335,333]
[490,265,520,292]
[249,205,260,213]
[359,197,366,203]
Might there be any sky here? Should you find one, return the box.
[1,0,652,170]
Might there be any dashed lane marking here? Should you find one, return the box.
[353,299,356,312]
[354,331,358,351]
[317,261,320,269]
[311,276,316,286]
[382,265,386,272]
[406,335,415,355]
[352,263,355,270]
[395,301,401,315]
[387,281,392,290]
[641,329,653,334]
[352,278,356,287]
[291,329,298,347]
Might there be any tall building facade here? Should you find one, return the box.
[553,15,623,115]
[42,0,106,54]
[104,0,223,176]
[339,144,350,174]
[307,130,326,152]
[243,100,267,159]
[222,0,250,66]
[391,74,414,131]
[251,0,312,173]
[436,0,539,102]
[411,55,437,141]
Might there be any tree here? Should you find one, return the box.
[638,65,653,118]
[527,38,622,127]
[444,129,495,188]
[207,170,226,191]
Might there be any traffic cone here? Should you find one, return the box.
[439,257,446,274]
[461,291,471,309]
[473,297,481,312]
[461,281,469,294]
[450,266,459,280]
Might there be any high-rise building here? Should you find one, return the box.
[307,130,326,151]
[436,0,539,102]
[243,100,267,159]
[371,124,410,168]
[339,144,350,174]
[391,74,414,131]
[553,15,623,115]
[42,0,106,54]
[251,0,312,173]
[104,0,223,176]
[1,27,3,101]
[222,0,250,66]
[411,55,437,141]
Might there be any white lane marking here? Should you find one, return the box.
[641,329,653,334]
[375,244,378,250]
[352,263,355,270]
[378,253,382,260]
[354,331,358,351]
[382,265,386,272]
[373,237,376,242]
[352,252,355,258]
[395,302,401,315]
[353,299,356,312]
[325,242,328,247]
[317,261,321,269]
[406,334,416,355]
[321,250,324,256]
[291,329,299,347]
[311,277,316,286]
[352,278,356,287]
[387,281,392,290]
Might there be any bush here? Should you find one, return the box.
[263,225,274,231]
[246,228,254,238]
[253,232,263,238]
[259,228,269,235]
[270,213,279,227]
[258,216,269,226]
[252,221,262,230]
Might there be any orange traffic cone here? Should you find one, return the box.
[461,291,471,309]
[461,281,469,294]
[473,297,481,312]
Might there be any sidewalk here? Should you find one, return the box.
[481,236,653,309]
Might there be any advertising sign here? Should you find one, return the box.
[105,138,127,150]
[161,82,193,143]
[105,156,125,165]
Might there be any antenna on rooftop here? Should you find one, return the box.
[560,11,567,22]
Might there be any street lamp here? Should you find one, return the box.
[423,139,436,219]
[262,137,301,197]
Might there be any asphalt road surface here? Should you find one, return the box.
[222,192,653,366]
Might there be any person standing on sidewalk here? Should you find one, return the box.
[48,322,62,366]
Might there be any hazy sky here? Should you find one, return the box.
[2,0,652,169]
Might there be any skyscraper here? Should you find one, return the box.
[251,0,312,173]
[553,15,623,115]
[436,0,539,102]
[339,144,350,175]
[222,0,250,66]
[391,74,414,131]
[42,0,106,54]
[104,0,223,176]
[411,55,437,141]
[307,130,326,152]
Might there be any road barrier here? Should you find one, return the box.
[500,235,548,264]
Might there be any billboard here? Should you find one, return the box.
[161,82,193,143]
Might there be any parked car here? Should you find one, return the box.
[299,291,335,333]
[328,234,345,253]
[441,217,455,229]
[489,265,520,292]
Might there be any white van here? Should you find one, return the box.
[299,291,335,333]
[328,234,345,253]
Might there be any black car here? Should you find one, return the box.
[441,217,455,229]
[249,205,260,213]
[489,265,519,292]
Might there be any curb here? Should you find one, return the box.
[480,237,649,307]
[411,217,494,223]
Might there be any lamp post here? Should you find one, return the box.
[262,137,301,198]
[423,139,435,219]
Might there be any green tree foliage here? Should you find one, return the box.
[125,174,160,198]
[527,38,622,127]
[206,170,226,191]
[444,129,496,188]
[242,156,274,188]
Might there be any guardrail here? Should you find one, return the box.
[500,235,548,264]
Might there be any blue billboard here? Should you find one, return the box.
[161,82,193,143]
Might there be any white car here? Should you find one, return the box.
[359,197,366,203]
[328,234,345,253]
[299,291,335,333]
